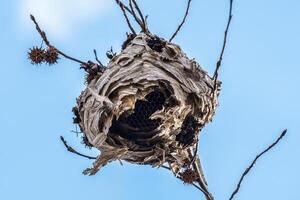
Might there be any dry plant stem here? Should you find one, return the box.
[189,141,199,166]
[169,0,192,42]
[229,129,288,200]
[60,136,97,160]
[115,0,133,14]
[128,0,142,26]
[93,49,104,66]
[162,154,213,200]
[189,152,214,200]
[129,0,146,32]
[211,0,233,110]
[115,0,144,29]
[30,15,87,66]
[160,165,207,195]
[117,2,137,34]
[132,0,147,32]
[71,130,82,135]
[213,0,233,82]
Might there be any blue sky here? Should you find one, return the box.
[1,0,299,199]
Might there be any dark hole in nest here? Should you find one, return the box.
[147,36,166,53]
[176,114,200,146]
[109,90,168,142]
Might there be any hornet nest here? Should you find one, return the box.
[28,1,232,199]
[75,33,219,175]
[29,1,289,200]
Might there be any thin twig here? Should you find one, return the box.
[212,0,233,82]
[115,0,133,14]
[211,0,233,110]
[30,14,88,66]
[71,130,82,135]
[189,141,199,167]
[229,129,288,200]
[93,49,104,66]
[169,0,192,42]
[60,136,97,160]
[116,2,137,34]
[115,0,144,29]
[129,0,145,32]
[190,152,214,200]
[145,15,149,28]
[160,165,206,194]
[160,165,171,170]
[161,160,213,200]
[132,0,147,32]
[162,149,213,199]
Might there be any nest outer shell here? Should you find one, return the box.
[75,33,220,175]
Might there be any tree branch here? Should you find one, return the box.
[161,152,213,200]
[132,0,148,32]
[115,1,137,34]
[30,14,88,66]
[93,49,104,67]
[129,0,146,32]
[189,141,198,167]
[190,152,214,200]
[169,0,192,42]
[114,0,145,32]
[60,136,97,160]
[212,0,233,82]
[160,165,207,195]
[115,0,133,14]
[229,129,288,200]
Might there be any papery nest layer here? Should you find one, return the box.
[74,33,220,175]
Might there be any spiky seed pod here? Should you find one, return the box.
[74,33,220,175]
[181,168,199,184]
[44,47,59,65]
[28,46,45,64]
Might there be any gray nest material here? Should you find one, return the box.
[75,33,220,175]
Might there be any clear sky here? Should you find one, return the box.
[1,0,299,200]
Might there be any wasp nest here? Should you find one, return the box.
[74,33,219,175]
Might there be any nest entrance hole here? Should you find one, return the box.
[176,114,200,146]
[109,89,169,142]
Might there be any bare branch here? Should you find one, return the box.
[60,136,97,160]
[213,0,233,82]
[114,0,144,32]
[160,165,207,195]
[129,0,146,32]
[161,154,213,200]
[115,2,137,34]
[145,15,149,28]
[160,165,171,170]
[70,130,82,135]
[132,0,148,32]
[30,14,88,66]
[190,152,214,200]
[93,49,104,66]
[189,141,198,167]
[229,129,288,200]
[169,0,192,42]
[115,0,133,14]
